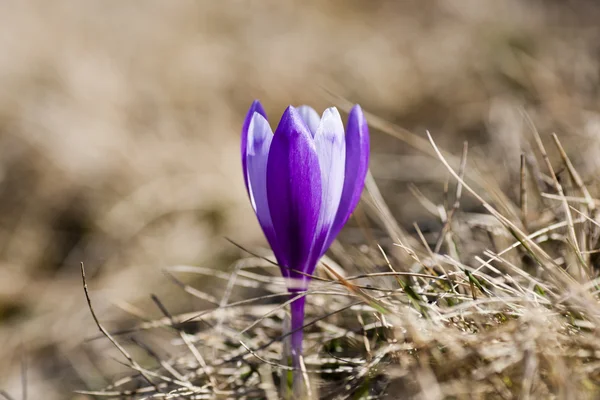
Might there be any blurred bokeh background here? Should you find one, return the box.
[1,0,600,398]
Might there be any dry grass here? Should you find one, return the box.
[2,0,600,399]
[71,118,600,399]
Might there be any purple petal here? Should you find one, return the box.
[246,112,281,267]
[241,100,267,191]
[296,105,320,136]
[312,107,346,261]
[323,104,370,251]
[267,106,322,281]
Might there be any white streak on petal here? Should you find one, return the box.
[297,105,320,137]
[313,107,345,254]
[246,112,275,235]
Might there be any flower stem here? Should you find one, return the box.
[289,292,306,364]
[289,290,306,397]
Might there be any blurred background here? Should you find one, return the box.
[1,0,600,398]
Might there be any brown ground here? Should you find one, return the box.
[1,0,600,398]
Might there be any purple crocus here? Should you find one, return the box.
[241,101,369,363]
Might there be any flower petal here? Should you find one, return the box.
[267,106,322,281]
[296,105,320,136]
[312,107,346,261]
[241,100,267,191]
[324,104,370,251]
[246,112,281,267]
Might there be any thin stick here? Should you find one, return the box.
[541,193,600,203]
[150,294,221,393]
[163,270,220,305]
[551,133,595,211]
[225,238,329,283]
[530,131,584,276]
[129,337,186,383]
[408,183,442,218]
[80,262,158,390]
[454,141,468,209]
[520,153,528,229]
[377,244,404,289]
[443,173,450,214]
[414,223,443,279]
[552,133,594,266]
[434,141,468,253]
[298,355,312,399]
[356,313,372,360]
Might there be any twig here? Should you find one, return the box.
[129,336,185,383]
[225,238,329,283]
[80,262,159,390]
[530,128,583,274]
[150,294,222,395]
[216,260,244,332]
[433,141,468,253]
[552,133,595,267]
[520,153,528,229]
[551,134,595,211]
[163,271,220,305]
[298,355,312,399]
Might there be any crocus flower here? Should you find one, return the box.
[241,101,369,364]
